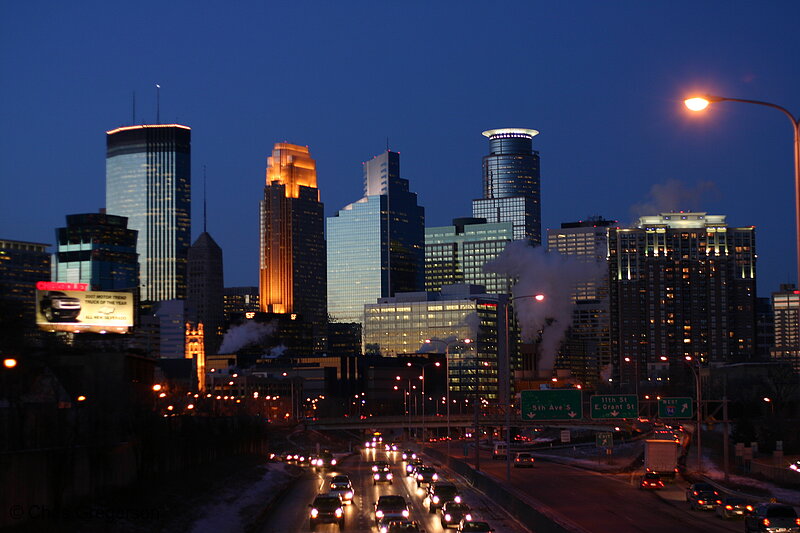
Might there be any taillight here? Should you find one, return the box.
[693,491,699,496]
[763,518,770,526]
[795,517,800,526]
[698,500,705,505]
[716,500,722,505]
[746,505,754,511]
[725,505,733,510]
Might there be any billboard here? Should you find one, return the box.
[35,282,133,334]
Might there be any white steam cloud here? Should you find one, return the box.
[630,179,719,220]
[219,321,275,353]
[484,242,604,376]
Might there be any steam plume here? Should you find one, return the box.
[219,321,274,353]
[630,179,719,220]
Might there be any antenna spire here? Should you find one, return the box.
[203,165,207,234]
[386,136,390,151]
[156,84,161,124]
[132,91,136,125]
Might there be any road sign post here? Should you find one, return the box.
[520,390,582,421]
[589,394,638,419]
[596,432,613,448]
[658,397,693,418]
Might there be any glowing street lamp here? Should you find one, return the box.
[3,358,17,369]
[684,93,800,283]
[424,338,472,455]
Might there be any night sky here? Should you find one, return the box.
[2,2,799,296]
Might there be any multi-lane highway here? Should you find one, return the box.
[259,445,526,533]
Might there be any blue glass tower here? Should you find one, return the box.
[327,151,424,324]
[472,128,541,244]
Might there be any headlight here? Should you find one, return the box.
[380,527,388,533]
[374,474,380,480]
[454,495,461,503]
[465,513,472,521]
[310,508,318,518]
[299,456,305,462]
[335,508,343,517]
[445,514,452,521]
[373,466,379,472]
[406,466,412,472]
[387,473,393,479]
[345,491,353,499]
[417,475,423,480]
[432,473,438,480]
[331,459,337,465]
[402,454,408,459]
[402,509,409,518]
[376,510,384,518]
[433,496,440,504]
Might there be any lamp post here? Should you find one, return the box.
[763,397,775,416]
[407,360,441,443]
[685,94,800,284]
[424,338,472,458]
[670,355,703,474]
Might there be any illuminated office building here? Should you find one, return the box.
[259,143,326,349]
[327,151,424,324]
[472,128,541,244]
[53,212,138,291]
[223,286,259,322]
[106,124,191,302]
[0,238,50,341]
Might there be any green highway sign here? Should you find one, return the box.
[590,394,638,419]
[658,397,693,418]
[596,432,613,448]
[520,389,583,421]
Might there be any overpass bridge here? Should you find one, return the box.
[305,414,625,431]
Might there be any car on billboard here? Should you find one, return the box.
[39,291,82,322]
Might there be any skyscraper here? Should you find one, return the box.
[106,124,191,302]
[53,212,138,291]
[425,217,513,295]
[187,232,224,355]
[472,128,541,244]
[0,238,50,347]
[609,213,757,388]
[771,284,799,372]
[259,143,326,348]
[327,150,425,324]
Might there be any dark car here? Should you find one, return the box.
[689,490,718,511]
[744,503,800,533]
[428,482,460,512]
[308,494,344,530]
[686,482,718,504]
[513,452,535,468]
[406,458,423,476]
[378,519,421,533]
[457,521,494,532]
[415,466,438,487]
[640,472,664,490]
[329,474,354,505]
[714,496,751,519]
[39,291,81,322]
[372,461,393,485]
[374,495,410,525]
[402,449,417,461]
[314,450,337,470]
[441,501,472,528]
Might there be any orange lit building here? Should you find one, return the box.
[259,143,326,350]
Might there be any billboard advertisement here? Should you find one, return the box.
[35,282,133,334]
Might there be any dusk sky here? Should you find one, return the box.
[2,2,799,296]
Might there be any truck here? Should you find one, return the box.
[644,437,680,479]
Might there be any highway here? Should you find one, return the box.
[259,446,526,533]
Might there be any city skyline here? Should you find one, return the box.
[1,3,799,297]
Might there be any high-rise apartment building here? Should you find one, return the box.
[0,238,50,345]
[425,217,513,295]
[259,143,326,348]
[53,212,138,291]
[609,213,757,389]
[106,124,191,302]
[547,217,616,387]
[472,128,541,244]
[327,151,424,324]
[771,284,800,372]
[187,232,224,355]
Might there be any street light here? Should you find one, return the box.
[684,94,800,283]
[424,337,472,457]
[674,355,704,474]
[763,397,775,415]
[407,360,441,442]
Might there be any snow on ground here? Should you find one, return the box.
[700,460,800,506]
[189,462,296,533]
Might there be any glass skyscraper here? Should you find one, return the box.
[327,151,424,324]
[106,124,191,302]
[259,142,327,350]
[472,128,541,244]
[53,212,139,291]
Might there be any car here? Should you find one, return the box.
[427,482,461,512]
[640,472,664,489]
[457,520,495,532]
[714,496,751,519]
[402,449,417,461]
[743,503,800,532]
[385,442,399,452]
[39,291,82,322]
[406,458,423,476]
[374,495,410,525]
[415,466,438,487]
[686,482,719,504]
[492,442,507,460]
[513,452,535,468]
[313,450,337,470]
[297,453,311,467]
[329,474,354,505]
[689,491,718,511]
[308,494,344,530]
[379,519,422,533]
[441,501,472,528]
[372,461,393,485]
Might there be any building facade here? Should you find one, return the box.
[0,238,50,344]
[327,151,425,324]
[106,124,191,302]
[608,213,757,390]
[187,232,224,355]
[425,217,514,295]
[259,143,326,349]
[771,284,800,372]
[53,212,138,291]
[472,128,541,244]
[547,217,615,387]
[223,286,260,322]
[363,284,509,401]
